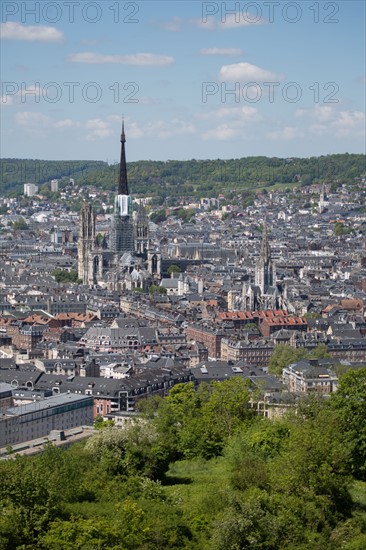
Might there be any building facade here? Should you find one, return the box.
[0,393,94,448]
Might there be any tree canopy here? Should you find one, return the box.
[1,373,366,549]
[2,154,365,200]
[268,343,331,376]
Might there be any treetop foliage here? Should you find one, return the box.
[1,154,365,199]
[1,372,366,549]
[268,343,331,376]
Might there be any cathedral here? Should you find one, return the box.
[78,122,160,290]
[241,221,281,311]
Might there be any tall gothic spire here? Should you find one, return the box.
[260,218,271,261]
[118,119,128,195]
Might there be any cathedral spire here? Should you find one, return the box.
[118,119,128,195]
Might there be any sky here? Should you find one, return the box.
[1,0,365,162]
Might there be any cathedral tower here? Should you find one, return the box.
[135,202,150,255]
[110,121,134,256]
[78,203,97,285]
[255,221,276,293]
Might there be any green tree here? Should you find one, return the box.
[309,343,331,359]
[202,377,253,441]
[94,415,115,429]
[95,232,104,246]
[149,284,167,295]
[334,221,353,236]
[150,209,166,224]
[12,217,28,230]
[0,445,82,546]
[167,264,181,276]
[268,344,308,376]
[41,500,150,549]
[52,269,80,283]
[268,344,330,376]
[330,368,366,480]
[85,423,169,480]
[270,408,352,514]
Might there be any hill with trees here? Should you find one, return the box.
[1,370,366,549]
[0,159,108,196]
[1,154,365,201]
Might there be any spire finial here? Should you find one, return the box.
[121,117,126,143]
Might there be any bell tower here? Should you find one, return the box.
[255,221,276,293]
[78,203,97,285]
[135,202,150,255]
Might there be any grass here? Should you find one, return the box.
[164,457,231,518]
[350,480,366,515]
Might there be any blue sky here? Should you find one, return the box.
[1,1,365,161]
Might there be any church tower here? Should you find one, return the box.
[319,183,326,213]
[110,120,134,257]
[135,202,150,255]
[255,221,276,293]
[78,203,97,285]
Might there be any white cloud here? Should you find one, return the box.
[1,83,61,106]
[200,105,262,140]
[0,22,63,42]
[135,120,196,139]
[296,105,335,122]
[192,17,216,30]
[267,127,304,140]
[309,124,328,135]
[219,12,264,28]
[85,119,113,140]
[0,95,14,107]
[219,62,282,82]
[161,16,183,32]
[126,122,145,139]
[16,112,52,128]
[241,106,262,121]
[13,113,195,142]
[314,105,336,122]
[202,122,242,140]
[68,52,174,66]
[200,47,244,56]
[53,119,77,129]
[88,118,195,140]
[297,105,365,138]
[198,105,262,122]
[15,112,80,137]
[193,12,264,30]
[331,110,365,137]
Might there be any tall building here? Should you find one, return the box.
[319,183,327,213]
[50,179,59,193]
[135,202,150,255]
[24,183,38,197]
[110,121,134,256]
[78,203,96,285]
[255,221,276,293]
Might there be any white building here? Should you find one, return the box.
[50,179,59,193]
[24,183,38,197]
[0,393,94,448]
